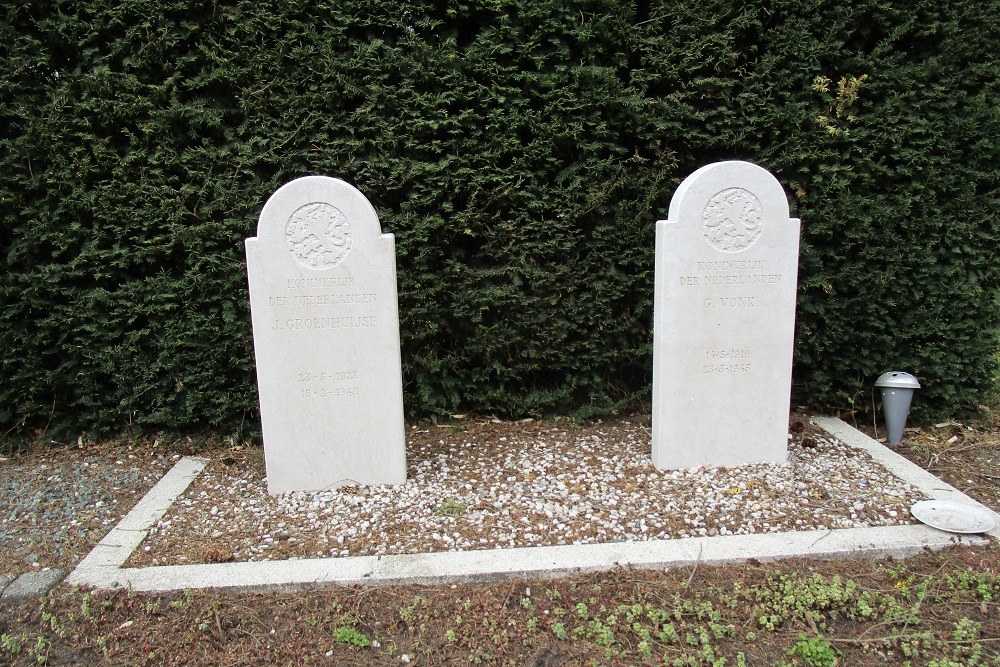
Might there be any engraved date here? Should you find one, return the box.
[300,386,360,398]
[296,370,361,398]
[702,363,751,374]
[297,370,360,383]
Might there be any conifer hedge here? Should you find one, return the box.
[2,0,998,437]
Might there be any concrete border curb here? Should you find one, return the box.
[66,456,208,586]
[67,420,996,593]
[813,416,1000,538]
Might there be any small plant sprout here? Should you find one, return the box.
[2,633,23,655]
[787,633,838,667]
[333,623,371,649]
[33,635,48,665]
[437,498,465,517]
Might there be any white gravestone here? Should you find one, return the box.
[653,161,800,470]
[246,176,406,493]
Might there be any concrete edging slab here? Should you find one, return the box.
[2,569,65,601]
[66,456,208,585]
[67,419,995,593]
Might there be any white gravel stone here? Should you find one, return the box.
[131,420,927,565]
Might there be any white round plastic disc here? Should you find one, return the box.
[910,499,997,534]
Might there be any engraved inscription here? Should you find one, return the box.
[698,260,765,271]
[680,273,781,287]
[702,188,763,252]
[301,387,360,398]
[287,277,358,289]
[271,316,378,331]
[296,370,361,399]
[269,294,377,307]
[702,348,752,374]
[286,202,352,269]
[297,371,361,383]
[704,348,750,360]
[701,296,758,309]
[703,363,751,374]
[701,273,780,286]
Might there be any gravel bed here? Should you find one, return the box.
[0,443,177,577]
[129,416,927,567]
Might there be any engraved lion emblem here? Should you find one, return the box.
[702,188,764,252]
[286,202,352,269]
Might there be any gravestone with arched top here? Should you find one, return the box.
[653,161,800,470]
[246,176,406,493]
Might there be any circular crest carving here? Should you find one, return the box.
[285,202,352,269]
[702,188,764,252]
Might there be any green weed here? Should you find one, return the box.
[333,623,371,649]
[787,634,838,667]
[1,633,23,655]
[437,498,465,517]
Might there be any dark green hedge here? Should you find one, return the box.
[2,0,998,437]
